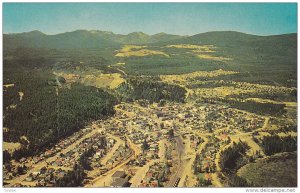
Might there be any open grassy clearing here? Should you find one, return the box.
[245,98,297,105]
[53,72,81,83]
[80,73,125,89]
[165,44,216,52]
[53,71,125,89]
[3,84,15,88]
[3,142,21,154]
[197,54,233,61]
[164,44,232,61]
[194,86,247,98]
[115,45,169,57]
[190,81,295,102]
[160,69,295,97]
[160,69,239,84]
[112,62,126,67]
[115,49,169,57]
[119,45,147,52]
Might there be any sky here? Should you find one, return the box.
[3,3,298,36]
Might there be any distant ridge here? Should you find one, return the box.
[4,29,184,49]
[3,29,296,50]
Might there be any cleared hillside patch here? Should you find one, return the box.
[116,45,169,57]
[80,73,125,89]
[3,142,21,154]
[164,44,233,61]
[160,69,239,84]
[197,54,233,61]
[53,71,125,89]
[165,44,216,53]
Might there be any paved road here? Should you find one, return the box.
[129,160,156,187]
[85,134,138,187]
[101,134,123,165]
[85,153,133,187]
[256,117,270,132]
[126,135,141,157]
[86,134,124,179]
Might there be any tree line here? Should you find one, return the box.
[219,141,249,172]
[3,60,117,161]
[116,77,186,103]
[260,135,297,156]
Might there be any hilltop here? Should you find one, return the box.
[3,30,184,49]
[4,29,296,49]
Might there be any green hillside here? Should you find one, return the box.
[4,30,297,87]
[3,30,184,49]
[126,31,297,87]
[237,152,297,187]
[4,30,120,49]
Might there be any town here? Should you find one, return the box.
[3,100,271,187]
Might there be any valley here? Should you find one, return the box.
[2,30,297,188]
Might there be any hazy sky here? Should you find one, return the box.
[3,3,297,35]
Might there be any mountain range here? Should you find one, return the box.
[4,29,297,50]
[3,30,185,49]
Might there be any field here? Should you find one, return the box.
[115,45,169,57]
[196,54,232,61]
[3,142,21,154]
[160,69,239,84]
[54,71,125,89]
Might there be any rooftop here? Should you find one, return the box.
[111,170,126,178]
[111,178,129,187]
